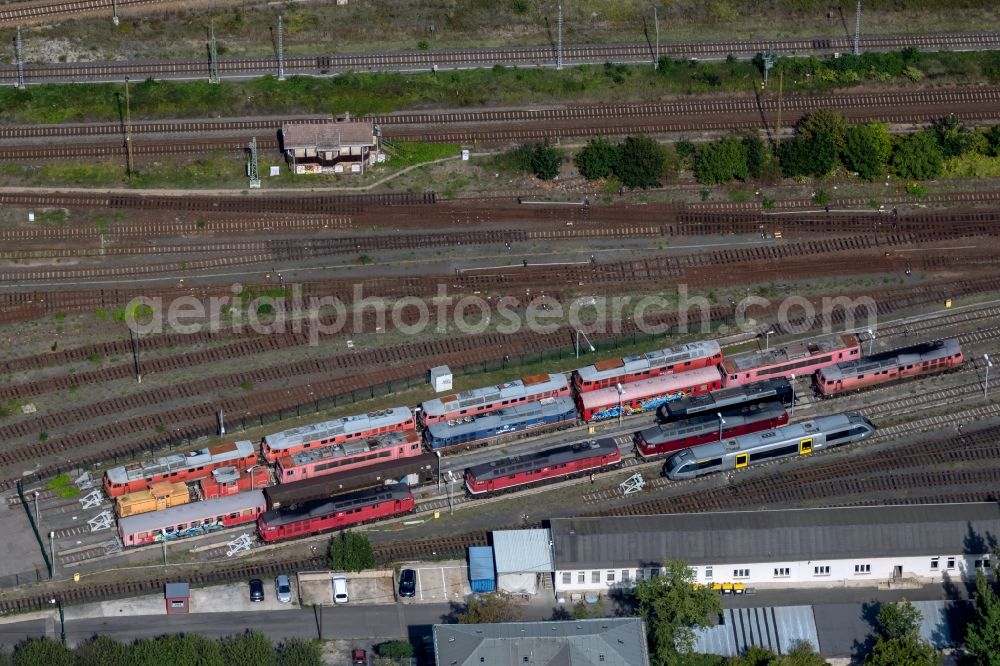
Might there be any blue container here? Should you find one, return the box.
[469,546,496,593]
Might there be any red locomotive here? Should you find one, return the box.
[635,400,788,459]
[257,484,414,543]
[816,338,963,395]
[464,438,621,496]
[721,333,860,387]
[103,440,258,497]
[572,341,723,392]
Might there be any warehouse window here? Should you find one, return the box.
[930,558,940,571]
[606,571,615,583]
[976,558,991,570]
[621,570,630,583]
[635,569,644,581]
[562,572,571,585]
[814,566,831,576]
[773,567,790,578]
[592,571,601,583]
[734,569,749,579]
[947,558,956,570]
[855,564,871,574]
[704,567,713,579]
[578,572,585,584]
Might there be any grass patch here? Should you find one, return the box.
[383,141,460,168]
[53,485,80,499]
[46,474,71,490]
[5,50,1000,124]
[35,209,68,225]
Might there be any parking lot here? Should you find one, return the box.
[298,570,396,605]
[404,561,472,603]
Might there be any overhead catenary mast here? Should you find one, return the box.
[853,0,862,56]
[556,4,563,70]
[277,15,285,81]
[209,20,220,84]
[15,26,25,90]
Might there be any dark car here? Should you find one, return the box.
[398,569,417,598]
[249,578,265,602]
[352,649,367,665]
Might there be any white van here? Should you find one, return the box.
[332,575,349,604]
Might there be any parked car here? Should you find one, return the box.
[398,569,416,598]
[248,579,264,602]
[275,575,292,603]
[352,649,367,665]
[333,575,349,604]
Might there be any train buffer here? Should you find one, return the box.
[79,490,103,510]
[619,473,645,496]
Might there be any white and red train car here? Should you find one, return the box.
[118,490,266,547]
[816,338,963,395]
[576,365,723,422]
[721,333,861,388]
[260,407,414,463]
[464,438,621,496]
[104,440,258,497]
[418,373,569,426]
[275,429,422,483]
[257,484,414,543]
[634,400,788,459]
[572,341,723,392]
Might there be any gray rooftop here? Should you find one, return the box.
[433,618,649,666]
[493,529,554,574]
[576,341,720,383]
[693,606,819,657]
[551,503,1000,569]
[118,491,265,535]
[723,333,857,373]
[578,365,720,412]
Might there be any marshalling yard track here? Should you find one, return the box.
[4,88,1000,159]
[0,30,997,81]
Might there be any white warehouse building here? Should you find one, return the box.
[550,503,1000,596]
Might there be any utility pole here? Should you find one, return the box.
[248,137,261,188]
[653,7,660,69]
[775,67,784,147]
[129,325,141,383]
[853,0,862,56]
[124,77,134,179]
[556,4,563,70]
[209,20,220,84]
[276,15,285,81]
[112,0,119,26]
[14,26,26,90]
[762,47,775,88]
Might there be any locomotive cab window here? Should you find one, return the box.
[799,438,813,454]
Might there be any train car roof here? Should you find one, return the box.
[426,396,576,439]
[263,407,412,451]
[266,453,436,508]
[578,365,721,411]
[640,400,786,440]
[285,429,418,467]
[118,491,265,535]
[466,438,619,481]
[575,341,721,383]
[106,440,256,486]
[664,377,790,416]
[819,338,961,381]
[260,484,411,527]
[676,413,861,459]
[723,334,858,374]
[420,373,568,418]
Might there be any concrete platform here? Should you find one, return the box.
[406,561,472,603]
[298,570,396,606]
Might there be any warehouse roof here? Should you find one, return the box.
[493,529,554,574]
[433,618,649,666]
[282,121,375,149]
[551,503,1000,569]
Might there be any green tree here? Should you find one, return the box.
[781,640,827,666]
[11,638,74,666]
[330,530,376,572]
[458,591,524,624]
[633,560,723,666]
[843,121,891,180]
[574,137,619,180]
[220,630,277,666]
[614,135,667,189]
[661,145,681,183]
[964,568,1000,664]
[778,132,836,178]
[377,640,415,659]
[277,638,323,666]
[727,645,778,665]
[864,600,938,666]
[742,132,769,180]
[76,635,130,666]
[694,134,749,185]
[796,109,849,158]
[982,124,1000,157]
[675,139,696,160]
[931,114,975,158]
[890,130,943,180]
[530,140,562,180]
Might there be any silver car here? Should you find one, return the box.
[275,575,293,604]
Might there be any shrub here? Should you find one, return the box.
[694,134,749,184]
[574,137,618,180]
[891,130,943,180]
[843,121,891,180]
[613,135,666,189]
[376,641,414,660]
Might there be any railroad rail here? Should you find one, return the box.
[0,29,998,81]
[3,87,1000,150]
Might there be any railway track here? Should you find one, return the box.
[1,30,997,81]
[2,87,1000,147]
